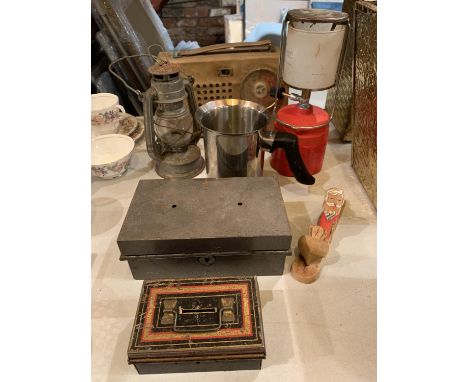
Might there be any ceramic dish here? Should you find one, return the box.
[130,117,145,141]
[91,93,125,137]
[117,113,138,136]
[91,134,135,179]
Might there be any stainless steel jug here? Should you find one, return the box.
[195,99,315,185]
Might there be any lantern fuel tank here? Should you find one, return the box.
[271,103,330,176]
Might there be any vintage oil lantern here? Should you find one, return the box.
[270,9,349,177]
[109,56,204,178]
[142,61,204,178]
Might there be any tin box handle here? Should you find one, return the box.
[173,308,224,332]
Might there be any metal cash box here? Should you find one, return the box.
[117,177,292,279]
[128,277,265,374]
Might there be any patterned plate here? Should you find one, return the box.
[118,113,138,136]
[129,117,144,141]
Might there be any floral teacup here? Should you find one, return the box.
[91,93,125,138]
[91,134,135,179]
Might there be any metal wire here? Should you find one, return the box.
[328,22,350,121]
[272,18,288,118]
[108,50,200,153]
[107,48,176,94]
[147,43,168,58]
[264,100,276,111]
[108,54,158,98]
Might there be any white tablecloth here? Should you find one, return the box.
[92,125,376,382]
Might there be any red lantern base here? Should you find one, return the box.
[271,103,330,176]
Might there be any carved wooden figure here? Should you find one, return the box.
[291,188,345,284]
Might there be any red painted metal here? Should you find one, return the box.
[270,104,330,176]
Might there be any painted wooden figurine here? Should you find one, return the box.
[291,187,345,284]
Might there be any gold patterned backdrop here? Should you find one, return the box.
[325,0,359,142]
[351,1,377,207]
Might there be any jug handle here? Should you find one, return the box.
[260,130,315,185]
[143,87,160,161]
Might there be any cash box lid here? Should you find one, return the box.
[127,276,265,364]
[117,177,291,256]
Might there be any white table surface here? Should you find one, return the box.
[92,125,377,382]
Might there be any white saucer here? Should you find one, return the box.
[130,117,144,141]
[117,113,138,136]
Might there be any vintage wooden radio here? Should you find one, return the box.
[157,40,279,108]
[127,276,265,374]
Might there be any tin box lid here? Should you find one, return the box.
[127,276,265,363]
[117,177,292,256]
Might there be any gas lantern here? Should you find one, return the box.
[270,9,349,177]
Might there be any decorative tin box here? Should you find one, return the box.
[127,277,266,374]
[117,177,292,279]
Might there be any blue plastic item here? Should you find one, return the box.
[310,2,343,11]
[244,22,282,46]
[244,2,345,46]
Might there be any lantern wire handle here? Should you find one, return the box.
[327,21,350,121]
[108,54,160,100]
[272,16,289,119]
[147,43,168,58]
